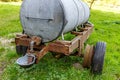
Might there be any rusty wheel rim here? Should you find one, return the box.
[83,44,94,68]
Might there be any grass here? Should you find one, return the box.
[0,2,120,80]
[0,2,22,38]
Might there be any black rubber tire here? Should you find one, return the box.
[16,45,28,55]
[91,42,106,74]
[16,30,28,55]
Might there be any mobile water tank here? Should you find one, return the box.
[20,0,90,42]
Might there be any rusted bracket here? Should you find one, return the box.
[36,45,49,63]
[15,35,43,50]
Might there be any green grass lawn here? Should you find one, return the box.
[0,2,120,80]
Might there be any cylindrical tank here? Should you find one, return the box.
[20,0,90,42]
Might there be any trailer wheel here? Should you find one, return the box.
[83,44,94,68]
[91,42,106,74]
[16,45,28,55]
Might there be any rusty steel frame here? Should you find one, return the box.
[15,24,93,63]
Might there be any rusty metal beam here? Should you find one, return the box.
[36,46,49,63]
[15,25,93,63]
[48,42,70,55]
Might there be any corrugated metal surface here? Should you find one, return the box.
[20,0,90,42]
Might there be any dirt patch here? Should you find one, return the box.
[0,37,16,76]
[92,5,120,13]
[0,37,14,45]
[0,61,7,77]
[72,62,84,70]
[0,2,22,6]
[115,74,120,80]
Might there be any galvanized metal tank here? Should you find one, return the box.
[20,0,90,42]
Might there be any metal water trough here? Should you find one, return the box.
[15,0,106,74]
